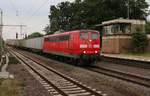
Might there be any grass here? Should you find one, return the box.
[0,79,22,96]
[8,55,20,64]
[125,52,150,57]
[0,56,6,70]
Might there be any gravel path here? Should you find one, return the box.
[19,50,150,96]
[7,63,51,96]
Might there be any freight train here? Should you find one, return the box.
[6,30,101,65]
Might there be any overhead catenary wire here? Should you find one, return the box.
[8,0,22,24]
[26,0,39,14]
[23,0,50,34]
[7,0,50,38]
[6,0,28,39]
[25,0,49,23]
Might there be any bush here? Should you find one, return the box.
[145,22,150,34]
[131,32,148,53]
[9,56,20,64]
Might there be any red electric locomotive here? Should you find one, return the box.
[43,30,100,65]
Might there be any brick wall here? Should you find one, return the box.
[102,35,150,54]
[102,35,120,54]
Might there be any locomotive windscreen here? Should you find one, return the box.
[80,32,88,39]
[91,33,99,39]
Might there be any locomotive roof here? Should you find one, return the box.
[44,30,99,38]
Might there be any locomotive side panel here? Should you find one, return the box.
[43,33,71,56]
[69,32,80,54]
[43,31,81,58]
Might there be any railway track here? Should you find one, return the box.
[86,66,150,88]
[9,49,107,96]
[101,55,150,69]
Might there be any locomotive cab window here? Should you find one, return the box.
[91,33,99,39]
[44,38,49,41]
[80,32,88,39]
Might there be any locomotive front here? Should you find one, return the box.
[78,30,100,63]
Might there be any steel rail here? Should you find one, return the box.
[9,49,68,96]
[101,56,150,69]
[86,66,150,88]
[11,48,150,88]
[9,48,106,96]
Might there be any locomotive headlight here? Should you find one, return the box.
[83,51,86,53]
[95,51,98,53]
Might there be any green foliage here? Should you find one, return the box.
[0,79,22,96]
[27,32,43,39]
[126,51,150,57]
[0,39,4,58]
[131,32,148,53]
[43,25,51,35]
[145,22,150,34]
[47,0,149,33]
[9,56,20,64]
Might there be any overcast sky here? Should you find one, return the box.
[0,0,74,40]
[0,0,150,40]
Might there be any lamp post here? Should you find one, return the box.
[127,0,130,19]
[0,8,3,58]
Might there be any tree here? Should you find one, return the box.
[49,5,60,32]
[145,22,150,34]
[27,32,43,39]
[47,0,149,33]
[131,32,148,53]
[129,0,149,19]
[43,25,52,35]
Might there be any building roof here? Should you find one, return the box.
[95,18,146,27]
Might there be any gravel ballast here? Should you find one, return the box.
[7,63,51,96]
[17,49,150,96]
[96,61,150,78]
